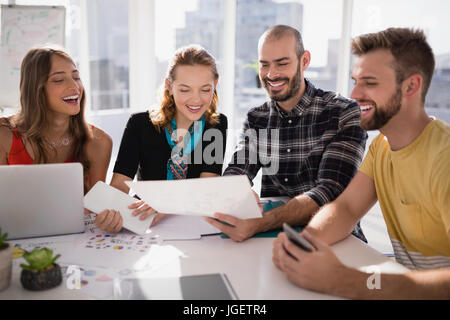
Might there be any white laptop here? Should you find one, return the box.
[0,163,85,240]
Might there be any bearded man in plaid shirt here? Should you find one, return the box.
[205,25,367,242]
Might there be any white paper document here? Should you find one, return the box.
[84,181,154,235]
[126,175,262,219]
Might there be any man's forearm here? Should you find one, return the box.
[333,267,450,300]
[258,194,319,233]
[305,200,360,245]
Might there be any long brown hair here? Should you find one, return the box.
[151,45,220,131]
[6,47,91,172]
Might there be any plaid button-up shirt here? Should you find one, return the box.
[224,80,368,240]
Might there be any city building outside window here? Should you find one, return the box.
[351,0,450,123]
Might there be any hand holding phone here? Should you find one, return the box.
[282,223,314,252]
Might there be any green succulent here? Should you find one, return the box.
[0,227,8,249]
[20,248,61,271]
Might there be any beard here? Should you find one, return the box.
[261,64,302,102]
[361,87,402,131]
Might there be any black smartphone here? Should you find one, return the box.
[282,223,314,252]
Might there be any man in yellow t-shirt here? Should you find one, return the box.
[360,123,450,270]
[272,27,450,299]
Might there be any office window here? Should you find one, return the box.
[234,0,343,130]
[350,0,450,123]
[1,0,129,111]
[0,0,76,116]
[82,0,129,111]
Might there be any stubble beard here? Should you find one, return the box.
[361,87,402,131]
[262,64,302,102]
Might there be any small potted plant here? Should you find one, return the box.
[20,248,62,291]
[0,228,12,291]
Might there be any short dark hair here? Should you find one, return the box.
[259,25,305,60]
[351,28,435,103]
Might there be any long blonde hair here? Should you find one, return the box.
[151,45,220,131]
[6,47,91,172]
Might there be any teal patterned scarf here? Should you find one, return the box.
[164,116,205,180]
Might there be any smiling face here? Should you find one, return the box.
[350,49,403,131]
[168,64,217,127]
[258,34,309,108]
[45,54,84,116]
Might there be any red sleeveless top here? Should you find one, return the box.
[7,129,73,165]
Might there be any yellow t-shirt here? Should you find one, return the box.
[359,119,450,270]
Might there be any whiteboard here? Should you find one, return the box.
[0,5,66,110]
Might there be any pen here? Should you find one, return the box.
[213,218,234,227]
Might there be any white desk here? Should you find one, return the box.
[0,233,408,300]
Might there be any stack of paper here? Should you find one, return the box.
[83,176,261,239]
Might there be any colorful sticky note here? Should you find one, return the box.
[12,247,25,259]
[95,275,113,282]
[84,270,96,277]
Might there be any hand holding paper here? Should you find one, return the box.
[84,181,155,235]
[128,200,158,222]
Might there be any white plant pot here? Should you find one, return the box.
[0,244,12,291]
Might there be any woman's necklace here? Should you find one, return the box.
[43,134,73,148]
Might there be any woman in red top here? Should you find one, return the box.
[0,47,112,196]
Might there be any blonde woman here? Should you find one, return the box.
[0,47,112,193]
[94,45,228,233]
